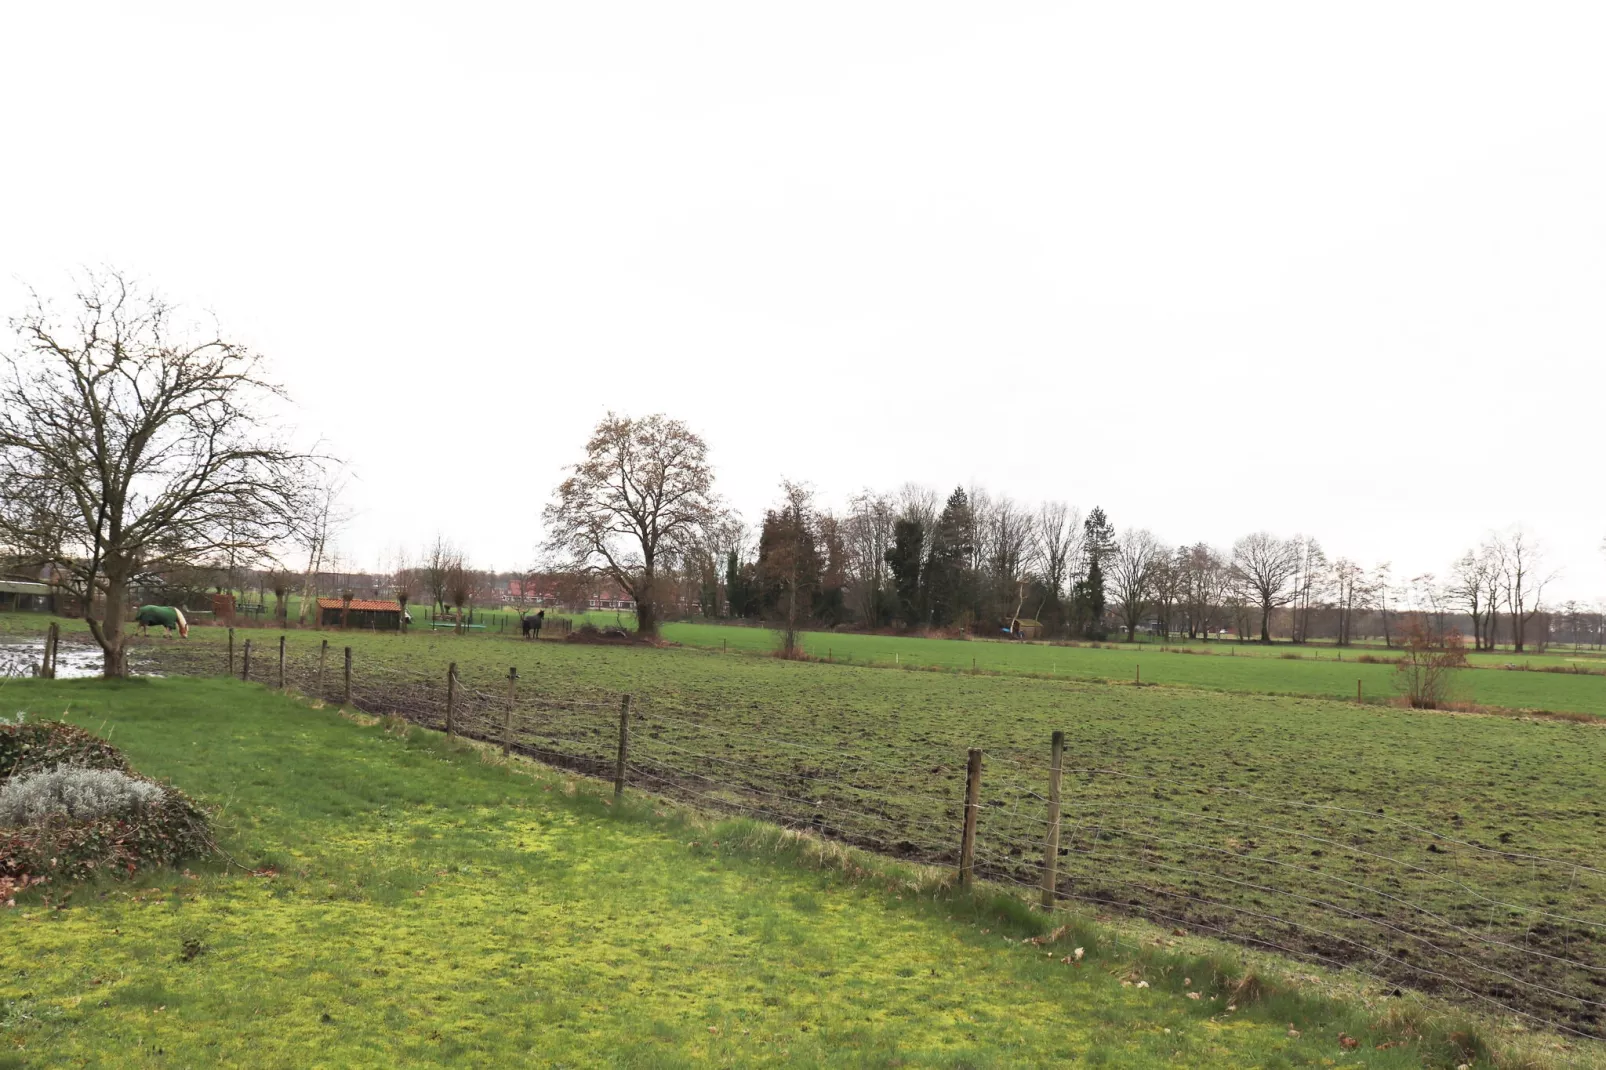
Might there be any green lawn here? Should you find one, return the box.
[0,676,1484,1068]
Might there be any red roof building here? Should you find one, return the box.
[317,597,405,630]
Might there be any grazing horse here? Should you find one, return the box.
[134,605,189,638]
[520,610,545,639]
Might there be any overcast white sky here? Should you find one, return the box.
[3,2,1603,599]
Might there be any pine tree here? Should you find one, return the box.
[925,487,976,628]
[885,519,925,626]
[1073,506,1114,639]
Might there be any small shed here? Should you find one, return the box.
[1010,618,1044,641]
[317,597,403,631]
[0,580,57,613]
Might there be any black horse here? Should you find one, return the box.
[520,610,545,639]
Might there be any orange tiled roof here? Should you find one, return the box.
[315,598,402,612]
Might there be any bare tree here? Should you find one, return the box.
[543,413,718,638]
[1230,533,1301,643]
[1178,543,1228,639]
[1032,501,1082,608]
[391,550,417,627]
[986,495,1036,619]
[1370,561,1397,647]
[446,556,474,627]
[0,272,310,676]
[420,534,458,615]
[293,470,349,625]
[1329,557,1367,646]
[1449,546,1499,651]
[267,568,295,624]
[1108,528,1160,641]
[844,490,896,625]
[1289,537,1327,644]
[1492,528,1553,653]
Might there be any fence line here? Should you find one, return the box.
[113,631,1606,1039]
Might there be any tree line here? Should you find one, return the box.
[542,413,1593,651]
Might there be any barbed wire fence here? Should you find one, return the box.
[116,631,1605,1040]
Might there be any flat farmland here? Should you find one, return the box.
[69,620,1606,1038]
[655,622,1606,717]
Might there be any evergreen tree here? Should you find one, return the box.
[1073,506,1114,639]
[725,548,758,618]
[925,487,976,628]
[885,519,925,626]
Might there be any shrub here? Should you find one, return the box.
[0,723,210,884]
[0,766,165,826]
[0,779,209,883]
[0,720,128,780]
[1393,622,1469,710]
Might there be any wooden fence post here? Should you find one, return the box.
[242,639,252,682]
[503,667,517,756]
[228,627,235,677]
[1357,679,1362,703]
[343,646,352,706]
[614,694,631,797]
[317,640,328,699]
[278,635,286,690]
[445,662,457,737]
[1136,664,1141,685]
[959,748,982,889]
[41,622,58,679]
[1041,730,1065,907]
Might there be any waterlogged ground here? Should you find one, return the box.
[0,677,1451,1069]
[0,639,109,680]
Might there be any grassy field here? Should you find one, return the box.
[5,614,1606,1038]
[647,622,1606,717]
[0,675,1495,1069]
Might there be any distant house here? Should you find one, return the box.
[588,582,636,611]
[0,580,56,613]
[317,597,404,631]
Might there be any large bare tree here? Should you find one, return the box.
[1032,501,1082,609]
[844,490,896,625]
[1231,532,1301,643]
[420,534,459,614]
[0,272,310,677]
[1449,545,1499,651]
[294,469,349,624]
[1492,528,1552,653]
[543,413,718,638]
[1107,528,1160,641]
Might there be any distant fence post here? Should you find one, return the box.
[318,640,328,699]
[343,646,352,706]
[503,667,517,756]
[614,694,631,797]
[228,628,235,677]
[959,748,982,889]
[242,639,252,682]
[1356,679,1362,703]
[278,635,286,690]
[1041,731,1065,907]
[445,662,457,737]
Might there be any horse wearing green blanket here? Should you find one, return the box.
[134,605,188,638]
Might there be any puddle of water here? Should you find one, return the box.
[0,640,127,679]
